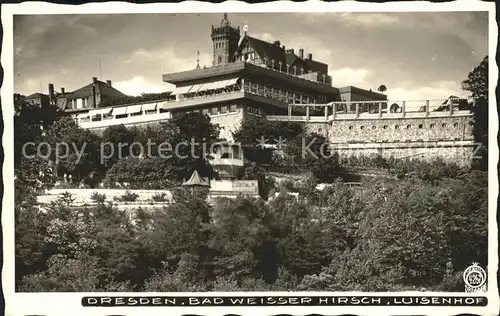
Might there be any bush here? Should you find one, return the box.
[151,192,168,202]
[120,191,139,202]
[90,192,106,203]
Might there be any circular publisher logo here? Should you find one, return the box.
[463,263,486,288]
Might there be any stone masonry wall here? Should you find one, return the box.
[304,122,330,138]
[332,143,474,167]
[329,116,473,143]
[300,115,476,166]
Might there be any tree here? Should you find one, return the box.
[14,94,61,170]
[377,84,387,94]
[208,197,278,282]
[157,112,220,180]
[233,117,303,165]
[101,124,136,167]
[284,132,343,182]
[18,253,131,292]
[462,56,488,170]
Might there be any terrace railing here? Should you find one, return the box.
[268,98,473,122]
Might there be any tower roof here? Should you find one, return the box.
[211,13,240,36]
[221,13,230,26]
[182,170,210,187]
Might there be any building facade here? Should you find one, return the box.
[58,14,474,168]
[53,77,127,113]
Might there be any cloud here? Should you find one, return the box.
[113,76,172,96]
[329,67,373,89]
[338,13,401,26]
[387,80,469,110]
[255,32,275,43]
[12,13,487,100]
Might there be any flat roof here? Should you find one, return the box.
[163,61,340,95]
[339,85,387,99]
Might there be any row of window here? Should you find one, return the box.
[240,52,256,62]
[195,104,239,116]
[68,97,92,109]
[347,122,462,130]
[242,79,327,105]
[247,107,263,116]
[179,83,240,100]
[214,42,225,49]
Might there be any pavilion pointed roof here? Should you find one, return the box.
[182,170,210,187]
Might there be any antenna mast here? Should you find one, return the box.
[196,49,200,69]
[99,60,102,80]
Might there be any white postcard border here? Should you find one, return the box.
[2,1,498,315]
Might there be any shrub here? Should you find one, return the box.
[90,192,106,203]
[120,191,139,202]
[152,192,168,202]
[59,192,75,205]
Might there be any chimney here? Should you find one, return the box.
[274,40,281,47]
[92,77,98,85]
[299,49,304,59]
[48,83,54,103]
[61,87,65,95]
[106,80,112,87]
[282,45,286,50]
[286,48,294,54]
[307,53,313,60]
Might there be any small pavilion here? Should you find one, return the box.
[182,170,210,194]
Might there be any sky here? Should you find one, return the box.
[13,11,488,101]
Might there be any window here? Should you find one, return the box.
[360,126,365,130]
[406,125,411,129]
[442,123,447,128]
[233,146,242,159]
[230,104,237,112]
[211,107,218,115]
[318,128,322,133]
[248,107,254,113]
[349,126,353,130]
[453,123,459,128]
[218,56,222,64]
[202,108,209,115]
[383,125,388,129]
[221,105,228,114]
[418,124,423,129]
[82,98,86,107]
[430,124,435,128]
[395,125,399,129]
[372,126,376,130]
